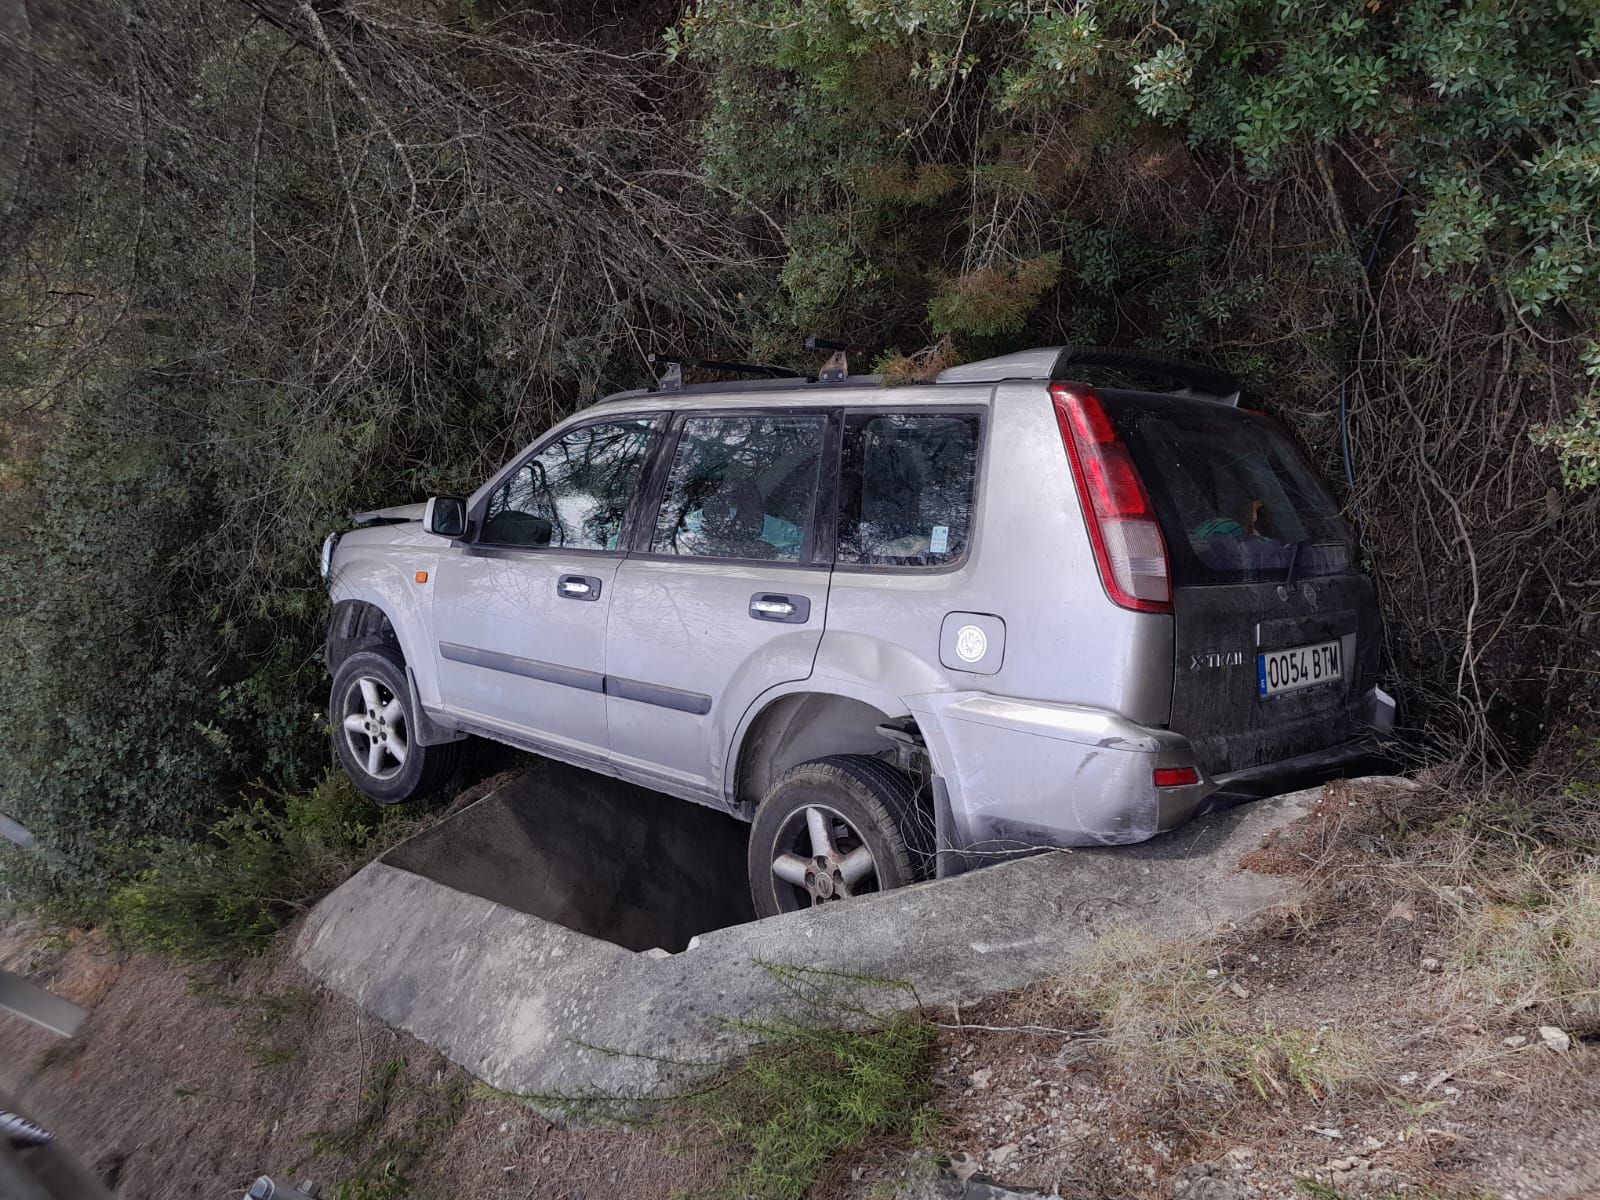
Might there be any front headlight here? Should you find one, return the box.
[320,532,341,580]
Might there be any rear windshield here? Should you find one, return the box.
[1101,392,1353,586]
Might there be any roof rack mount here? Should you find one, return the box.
[804,335,872,383]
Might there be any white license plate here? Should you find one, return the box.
[1257,640,1343,698]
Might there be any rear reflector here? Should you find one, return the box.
[1050,383,1172,613]
[1153,766,1200,788]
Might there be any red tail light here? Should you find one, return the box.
[1050,383,1172,614]
[1153,766,1199,788]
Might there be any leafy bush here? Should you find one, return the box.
[681,997,938,1200]
[106,773,415,960]
[677,0,1600,326]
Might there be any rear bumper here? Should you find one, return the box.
[912,685,1396,864]
[912,692,1213,858]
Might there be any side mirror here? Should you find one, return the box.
[423,496,467,539]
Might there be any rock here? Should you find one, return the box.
[1420,956,1441,972]
[991,1143,1021,1168]
[1227,981,1250,1000]
[1538,1025,1572,1053]
[947,1153,981,1184]
[1385,898,1417,923]
[1503,1035,1528,1048]
[1223,1147,1254,1170]
[970,1067,994,1089]
[966,1178,1060,1200]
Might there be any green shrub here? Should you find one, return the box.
[680,1008,938,1200]
[106,773,414,960]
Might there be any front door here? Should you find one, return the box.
[605,411,833,802]
[431,416,658,763]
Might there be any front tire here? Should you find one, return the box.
[329,646,459,805]
[747,754,932,918]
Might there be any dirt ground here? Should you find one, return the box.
[0,929,733,1199]
[3,783,1598,1200]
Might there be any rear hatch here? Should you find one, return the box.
[1100,390,1380,777]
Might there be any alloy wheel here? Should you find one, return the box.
[340,675,408,782]
[769,803,881,909]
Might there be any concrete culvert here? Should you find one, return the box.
[299,771,1418,1100]
[382,761,754,954]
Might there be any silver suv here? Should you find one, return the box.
[320,346,1394,916]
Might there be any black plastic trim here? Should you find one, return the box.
[605,675,713,715]
[438,642,604,693]
[441,640,712,715]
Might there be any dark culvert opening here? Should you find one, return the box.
[381,760,756,954]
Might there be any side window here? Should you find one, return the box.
[837,412,980,567]
[481,418,655,550]
[650,414,826,562]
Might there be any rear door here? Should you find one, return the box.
[604,410,834,802]
[1102,392,1380,776]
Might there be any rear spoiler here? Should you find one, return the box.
[934,344,1242,404]
[1050,346,1241,405]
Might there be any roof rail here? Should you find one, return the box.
[648,354,809,392]
[936,345,1241,404]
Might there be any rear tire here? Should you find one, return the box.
[747,754,932,918]
[329,646,460,805]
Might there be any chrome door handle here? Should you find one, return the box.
[749,593,811,624]
[557,574,601,601]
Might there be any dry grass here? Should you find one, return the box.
[1027,928,1373,1105]
[1441,861,1600,1031]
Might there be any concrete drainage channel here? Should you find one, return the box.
[377,765,755,955]
[298,762,1392,1100]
